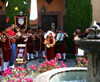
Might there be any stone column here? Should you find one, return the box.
[88,52,100,82]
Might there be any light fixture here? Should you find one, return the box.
[41,5,46,13]
[0,5,2,10]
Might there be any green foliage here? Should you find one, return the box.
[65,0,92,53]
[6,0,30,29]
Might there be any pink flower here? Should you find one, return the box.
[25,78,29,82]
[18,78,22,82]
[36,68,39,70]
[62,64,66,68]
[51,59,56,64]
[56,53,61,59]
[56,65,60,69]
[46,61,52,65]
[40,63,47,67]
[60,61,63,65]
[47,69,50,71]
[14,75,18,78]
[29,78,33,82]
[18,74,21,77]
[2,68,13,77]
[25,78,33,82]
[41,69,43,71]
[43,55,47,59]
[31,65,36,70]
[77,60,81,63]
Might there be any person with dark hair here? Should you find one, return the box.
[1,25,11,71]
[35,26,45,59]
[26,27,35,60]
[50,28,54,32]
[73,28,82,36]
[0,33,2,75]
[56,27,68,62]
[73,28,82,59]
[8,23,20,69]
[79,27,89,38]
[16,26,27,44]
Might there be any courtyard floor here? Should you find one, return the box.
[0,55,76,81]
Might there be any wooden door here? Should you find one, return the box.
[42,15,58,32]
[0,15,6,32]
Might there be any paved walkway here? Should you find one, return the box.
[0,47,76,81]
[0,57,76,81]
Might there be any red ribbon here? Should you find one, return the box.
[28,9,30,14]
[6,17,9,23]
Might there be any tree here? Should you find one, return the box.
[6,0,30,30]
[65,0,92,53]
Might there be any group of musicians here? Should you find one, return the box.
[0,24,68,74]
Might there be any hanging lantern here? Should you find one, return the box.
[41,5,46,13]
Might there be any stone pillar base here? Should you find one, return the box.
[88,54,100,82]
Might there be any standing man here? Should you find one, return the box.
[1,25,11,70]
[27,27,35,60]
[8,23,19,69]
[35,26,45,58]
[73,28,82,61]
[0,33,2,74]
[56,27,68,62]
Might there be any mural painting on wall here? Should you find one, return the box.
[45,0,53,5]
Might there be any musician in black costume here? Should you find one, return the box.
[56,27,68,62]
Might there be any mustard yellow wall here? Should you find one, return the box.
[0,1,5,11]
[92,0,100,23]
[30,0,66,27]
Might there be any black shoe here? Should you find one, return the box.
[0,71,2,75]
[42,58,45,59]
[35,57,38,59]
[64,59,66,62]
[58,59,62,61]
[74,60,77,62]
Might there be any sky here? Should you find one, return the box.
[30,0,38,20]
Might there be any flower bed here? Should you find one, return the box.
[76,58,88,67]
[2,54,66,82]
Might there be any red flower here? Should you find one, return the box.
[60,61,63,65]
[56,53,61,59]
[56,65,60,69]
[36,68,39,70]
[62,64,66,68]
[46,61,52,65]
[51,59,56,64]
[40,63,47,67]
[31,65,36,70]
